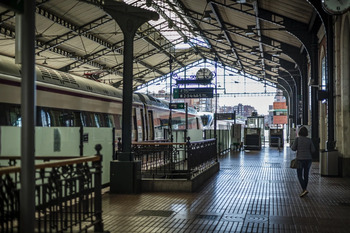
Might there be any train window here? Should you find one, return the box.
[100,114,114,127]
[61,111,75,126]
[133,113,137,131]
[113,114,122,129]
[2,104,22,126]
[80,112,87,127]
[140,109,147,140]
[49,110,74,127]
[160,118,169,127]
[147,110,154,140]
[94,113,102,127]
[0,104,7,125]
[132,109,137,141]
[73,112,82,126]
[94,113,113,127]
[8,105,22,126]
[49,110,61,126]
[171,117,181,129]
[200,114,212,128]
[188,118,195,129]
[80,112,96,127]
[37,108,51,126]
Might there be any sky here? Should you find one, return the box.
[217,78,276,115]
[219,96,275,115]
[138,60,278,116]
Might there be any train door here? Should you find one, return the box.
[132,108,138,141]
[140,108,147,141]
[135,107,143,141]
[144,107,150,141]
[148,110,154,140]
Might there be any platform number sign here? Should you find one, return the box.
[173,88,214,99]
[169,103,185,109]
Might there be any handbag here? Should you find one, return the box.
[290,158,297,169]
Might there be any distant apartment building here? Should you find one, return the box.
[232,103,256,118]
[272,90,287,126]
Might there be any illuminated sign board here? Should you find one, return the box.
[173,88,214,99]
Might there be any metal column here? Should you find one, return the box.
[311,35,320,159]
[301,54,309,125]
[326,15,335,151]
[103,1,158,194]
[103,1,158,160]
[20,0,36,232]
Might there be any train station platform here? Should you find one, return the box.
[100,146,350,233]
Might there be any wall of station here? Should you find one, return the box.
[334,12,350,176]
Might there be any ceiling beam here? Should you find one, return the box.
[209,2,244,71]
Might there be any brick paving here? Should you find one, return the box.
[100,146,350,233]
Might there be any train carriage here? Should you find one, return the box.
[0,55,202,152]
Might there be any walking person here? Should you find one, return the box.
[291,126,316,197]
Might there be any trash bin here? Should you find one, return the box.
[320,150,339,176]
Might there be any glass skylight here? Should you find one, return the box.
[124,0,209,49]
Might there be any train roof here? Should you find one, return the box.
[134,93,169,109]
[0,55,145,103]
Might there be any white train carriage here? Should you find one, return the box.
[0,55,203,184]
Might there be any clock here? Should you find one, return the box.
[196,68,213,80]
[322,0,350,15]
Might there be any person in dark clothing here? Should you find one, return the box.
[291,126,316,197]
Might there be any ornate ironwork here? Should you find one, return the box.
[0,145,105,233]
[132,138,217,179]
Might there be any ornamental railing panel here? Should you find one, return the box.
[0,145,105,233]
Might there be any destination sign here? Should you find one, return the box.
[175,79,212,85]
[216,113,235,120]
[173,88,214,99]
[169,102,185,109]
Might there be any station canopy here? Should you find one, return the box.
[0,0,320,90]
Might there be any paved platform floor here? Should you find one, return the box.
[100,146,350,233]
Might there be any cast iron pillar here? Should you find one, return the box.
[19,0,36,232]
[103,1,158,160]
[301,54,309,125]
[310,34,320,160]
[103,1,158,194]
[326,15,335,151]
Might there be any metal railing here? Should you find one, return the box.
[131,138,217,179]
[0,145,105,233]
[187,138,217,177]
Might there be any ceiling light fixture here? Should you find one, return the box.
[272,51,281,56]
[245,25,255,35]
[183,36,188,43]
[217,34,225,41]
[203,11,211,21]
[250,46,259,54]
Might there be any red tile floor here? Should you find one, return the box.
[100,146,350,233]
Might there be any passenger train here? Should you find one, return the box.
[198,111,241,130]
[0,55,202,145]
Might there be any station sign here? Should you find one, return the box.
[173,88,214,99]
[176,79,212,85]
[216,113,235,120]
[174,68,214,85]
[169,102,185,109]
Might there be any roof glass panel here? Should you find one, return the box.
[124,0,209,50]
